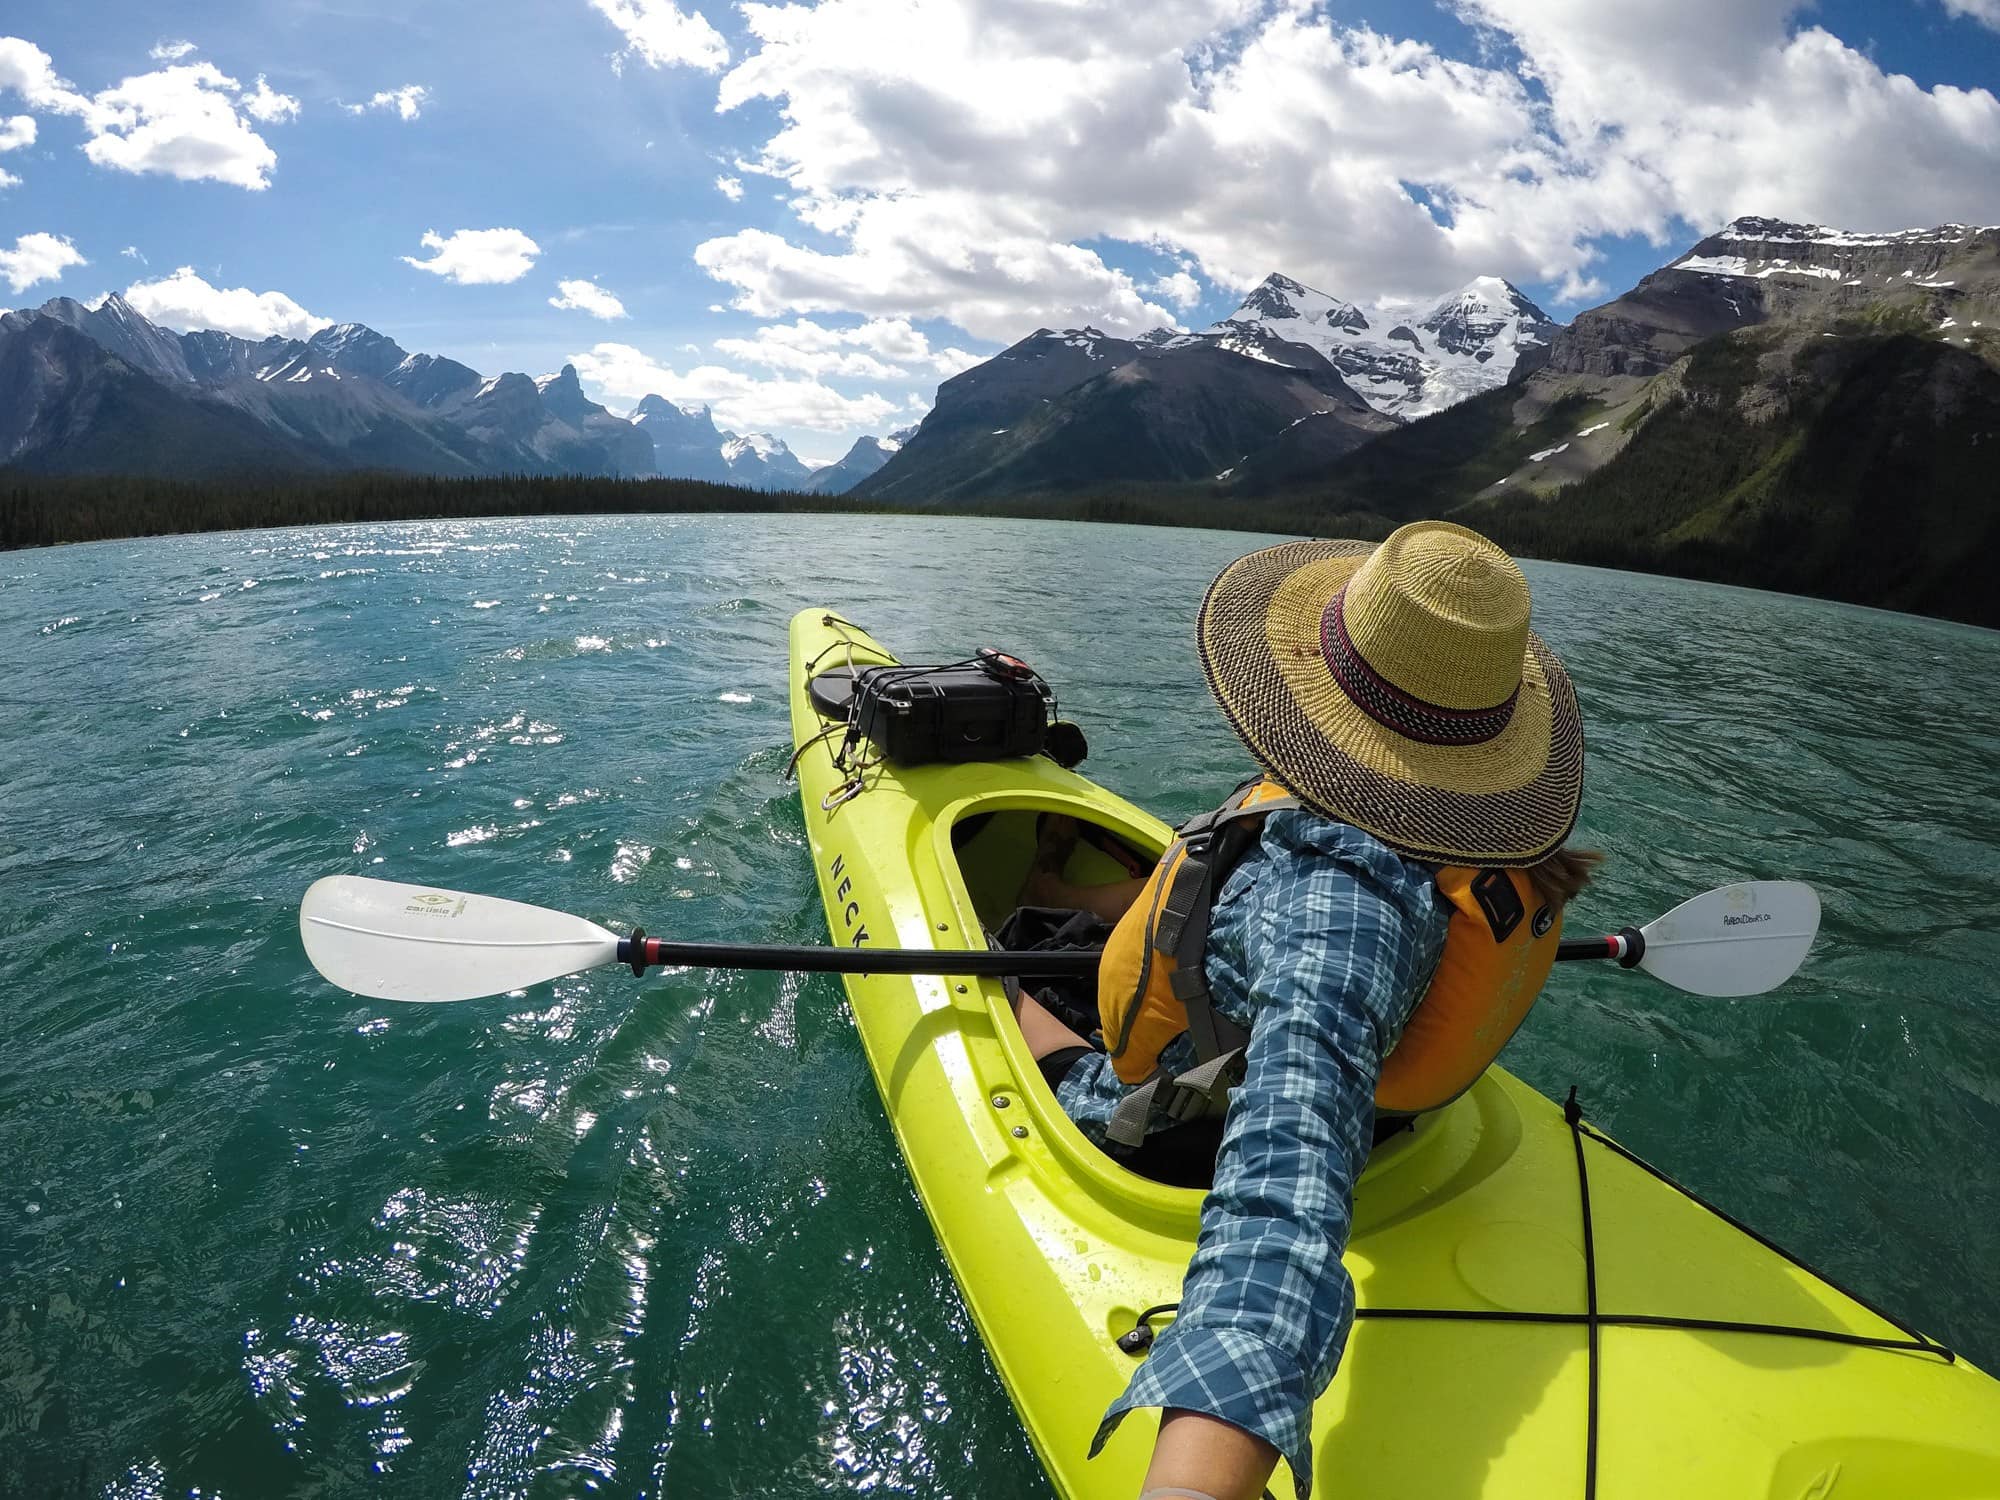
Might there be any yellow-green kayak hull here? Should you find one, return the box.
[786,607,2000,1499]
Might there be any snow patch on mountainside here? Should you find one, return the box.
[1678,255,1843,282]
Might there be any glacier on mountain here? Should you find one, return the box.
[1168,271,1557,419]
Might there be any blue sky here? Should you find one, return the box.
[4,0,1998,462]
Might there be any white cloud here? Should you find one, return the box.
[0,167,18,190]
[0,231,86,293]
[930,345,983,376]
[695,213,1184,341]
[79,62,290,189]
[549,277,629,318]
[689,0,2000,337]
[0,42,299,190]
[0,114,34,150]
[346,85,429,120]
[711,316,991,378]
[1939,0,2000,28]
[0,37,91,114]
[570,341,900,432]
[122,244,145,261]
[241,75,301,124]
[122,265,329,339]
[402,228,542,285]
[716,321,903,379]
[715,174,743,200]
[150,41,198,63]
[1147,270,1203,310]
[588,0,729,73]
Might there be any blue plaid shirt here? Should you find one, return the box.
[1057,807,1449,1498]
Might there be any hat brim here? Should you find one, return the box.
[1197,539,1584,867]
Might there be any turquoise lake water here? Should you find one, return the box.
[2,513,1997,1498]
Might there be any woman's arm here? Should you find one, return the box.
[1091,823,1447,1498]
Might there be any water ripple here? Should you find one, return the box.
[0,516,1993,1498]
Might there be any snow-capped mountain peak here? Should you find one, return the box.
[723,432,790,462]
[1235,272,1371,334]
[1413,276,1555,361]
[1185,270,1554,419]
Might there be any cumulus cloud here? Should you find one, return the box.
[1939,0,2000,28]
[242,75,301,124]
[686,0,2000,335]
[716,321,903,379]
[715,174,743,200]
[589,0,729,73]
[402,227,542,284]
[0,40,301,190]
[710,316,988,379]
[0,37,91,113]
[549,277,629,318]
[0,231,86,293]
[122,265,329,339]
[0,114,33,150]
[80,62,292,188]
[1147,270,1203,311]
[570,340,900,432]
[0,167,20,190]
[149,41,198,63]
[346,85,429,120]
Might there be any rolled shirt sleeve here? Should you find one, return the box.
[1089,811,1447,1498]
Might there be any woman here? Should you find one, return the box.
[1017,521,1595,1500]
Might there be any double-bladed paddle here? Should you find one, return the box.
[299,875,1821,1005]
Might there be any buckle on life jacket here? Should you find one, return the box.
[1104,1048,1247,1149]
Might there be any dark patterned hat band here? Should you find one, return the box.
[1319,588,1520,747]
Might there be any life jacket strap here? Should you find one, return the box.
[1164,1049,1246,1120]
[1104,1048,1248,1149]
[1157,788,1294,1064]
[1151,842,1218,958]
[1106,1073,1161,1148]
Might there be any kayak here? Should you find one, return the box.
[785,607,2000,1498]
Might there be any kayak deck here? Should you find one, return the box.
[785,608,2000,1498]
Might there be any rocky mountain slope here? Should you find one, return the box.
[857,270,1544,503]
[1277,218,2000,626]
[855,320,1397,503]
[625,393,901,492]
[2,295,656,478]
[1422,216,1998,500]
[806,428,914,493]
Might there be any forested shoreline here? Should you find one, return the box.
[3,447,1994,629]
[0,470,1342,552]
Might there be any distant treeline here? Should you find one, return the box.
[0,468,1339,552]
[0,471,852,550]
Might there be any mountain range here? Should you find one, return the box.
[0,294,896,493]
[6,217,1995,623]
[855,274,1552,503]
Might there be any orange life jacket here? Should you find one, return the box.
[1094,778,1560,1144]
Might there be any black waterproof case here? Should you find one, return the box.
[849,658,1053,764]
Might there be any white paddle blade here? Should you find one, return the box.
[300,876,622,1003]
[1636,880,1821,997]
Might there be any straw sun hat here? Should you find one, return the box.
[1196,521,1583,867]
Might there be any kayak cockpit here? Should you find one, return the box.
[938,792,1422,1192]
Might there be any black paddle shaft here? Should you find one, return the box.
[618,933,1101,979]
[616,931,1637,980]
